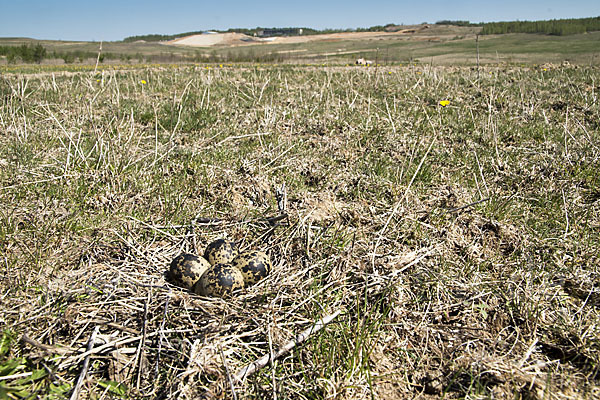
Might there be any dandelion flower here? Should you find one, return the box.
[439,100,450,107]
[141,80,147,84]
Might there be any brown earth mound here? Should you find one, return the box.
[167,25,437,48]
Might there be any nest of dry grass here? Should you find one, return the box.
[13,199,364,398]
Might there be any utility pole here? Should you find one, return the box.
[375,48,379,87]
[476,34,480,81]
[94,41,103,74]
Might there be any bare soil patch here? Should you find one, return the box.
[168,32,262,47]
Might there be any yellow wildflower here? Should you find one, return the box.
[439,100,450,107]
[141,80,147,84]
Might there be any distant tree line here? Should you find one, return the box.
[435,20,482,27]
[48,50,123,64]
[123,31,206,42]
[480,16,600,35]
[355,23,399,32]
[0,43,127,64]
[0,43,46,63]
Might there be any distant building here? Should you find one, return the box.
[257,28,303,37]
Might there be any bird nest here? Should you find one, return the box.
[18,212,366,399]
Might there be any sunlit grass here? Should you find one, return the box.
[0,63,599,399]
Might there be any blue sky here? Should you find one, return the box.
[0,0,598,41]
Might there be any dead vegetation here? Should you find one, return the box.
[0,63,599,399]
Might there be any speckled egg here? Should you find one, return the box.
[232,250,271,286]
[204,239,238,265]
[192,263,245,297]
[168,253,212,290]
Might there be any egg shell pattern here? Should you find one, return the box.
[193,263,245,297]
[204,239,238,265]
[232,250,271,286]
[169,253,212,289]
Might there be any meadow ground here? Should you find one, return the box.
[0,63,599,399]
[2,28,599,66]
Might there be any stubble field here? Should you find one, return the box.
[1,63,599,399]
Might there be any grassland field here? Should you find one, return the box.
[0,60,599,399]
[1,26,599,66]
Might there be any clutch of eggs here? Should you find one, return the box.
[168,239,272,297]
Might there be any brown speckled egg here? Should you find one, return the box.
[192,263,244,297]
[168,254,211,290]
[232,250,271,286]
[204,239,238,265]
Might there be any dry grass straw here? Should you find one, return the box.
[1,64,599,399]
[12,213,356,398]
